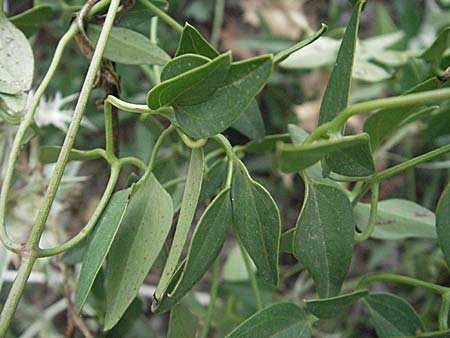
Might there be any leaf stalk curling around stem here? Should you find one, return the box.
[354,183,379,243]
[0,0,121,334]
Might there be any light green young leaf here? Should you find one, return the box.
[9,5,53,37]
[364,76,444,148]
[355,199,436,240]
[273,24,327,64]
[152,189,231,314]
[104,174,173,330]
[223,243,256,282]
[294,180,354,298]
[167,304,198,338]
[363,293,425,337]
[88,25,170,66]
[147,52,231,109]
[305,289,369,319]
[318,0,364,124]
[75,188,132,313]
[176,23,220,59]
[174,55,273,138]
[0,11,34,98]
[231,100,265,140]
[276,133,374,175]
[155,148,204,300]
[436,184,450,268]
[225,302,311,338]
[231,167,280,285]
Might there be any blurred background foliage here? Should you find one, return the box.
[0,0,450,337]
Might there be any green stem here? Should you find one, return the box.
[38,164,120,257]
[439,292,450,330]
[307,88,450,141]
[0,1,121,333]
[142,125,175,182]
[119,157,147,172]
[211,135,248,176]
[138,0,183,33]
[106,95,172,115]
[199,258,220,338]
[234,227,263,310]
[210,0,225,47]
[176,129,207,149]
[374,143,450,182]
[0,109,21,125]
[356,273,449,295]
[162,176,186,189]
[150,17,162,84]
[355,183,379,243]
[0,0,111,255]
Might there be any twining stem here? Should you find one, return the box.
[38,164,120,257]
[105,95,173,115]
[355,183,379,242]
[138,0,183,33]
[356,273,449,295]
[307,88,450,142]
[199,258,220,338]
[211,0,225,47]
[176,129,207,149]
[439,293,450,330]
[0,0,110,254]
[0,0,121,333]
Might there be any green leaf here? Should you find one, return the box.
[273,24,327,64]
[318,1,364,125]
[223,244,256,282]
[199,159,227,202]
[104,174,173,330]
[421,26,450,69]
[231,167,280,285]
[364,77,444,148]
[174,55,273,138]
[363,293,425,337]
[75,188,132,313]
[436,184,450,268]
[160,54,210,82]
[88,25,170,66]
[293,180,354,298]
[276,133,374,175]
[0,11,34,98]
[0,92,27,113]
[39,146,103,164]
[225,302,312,338]
[153,190,231,313]
[167,304,198,338]
[9,5,53,37]
[155,148,204,300]
[231,100,265,140]
[280,228,294,254]
[355,199,436,240]
[176,23,220,59]
[305,289,369,319]
[147,52,231,109]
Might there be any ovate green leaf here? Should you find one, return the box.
[175,55,273,138]
[88,25,170,66]
[160,54,209,82]
[147,52,231,109]
[167,304,198,338]
[225,302,311,338]
[436,184,450,268]
[363,293,425,337]
[305,289,368,319]
[293,181,354,298]
[421,26,450,69]
[104,174,173,330]
[176,23,220,59]
[231,100,265,140]
[231,168,280,285]
[355,199,436,240]
[75,188,132,313]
